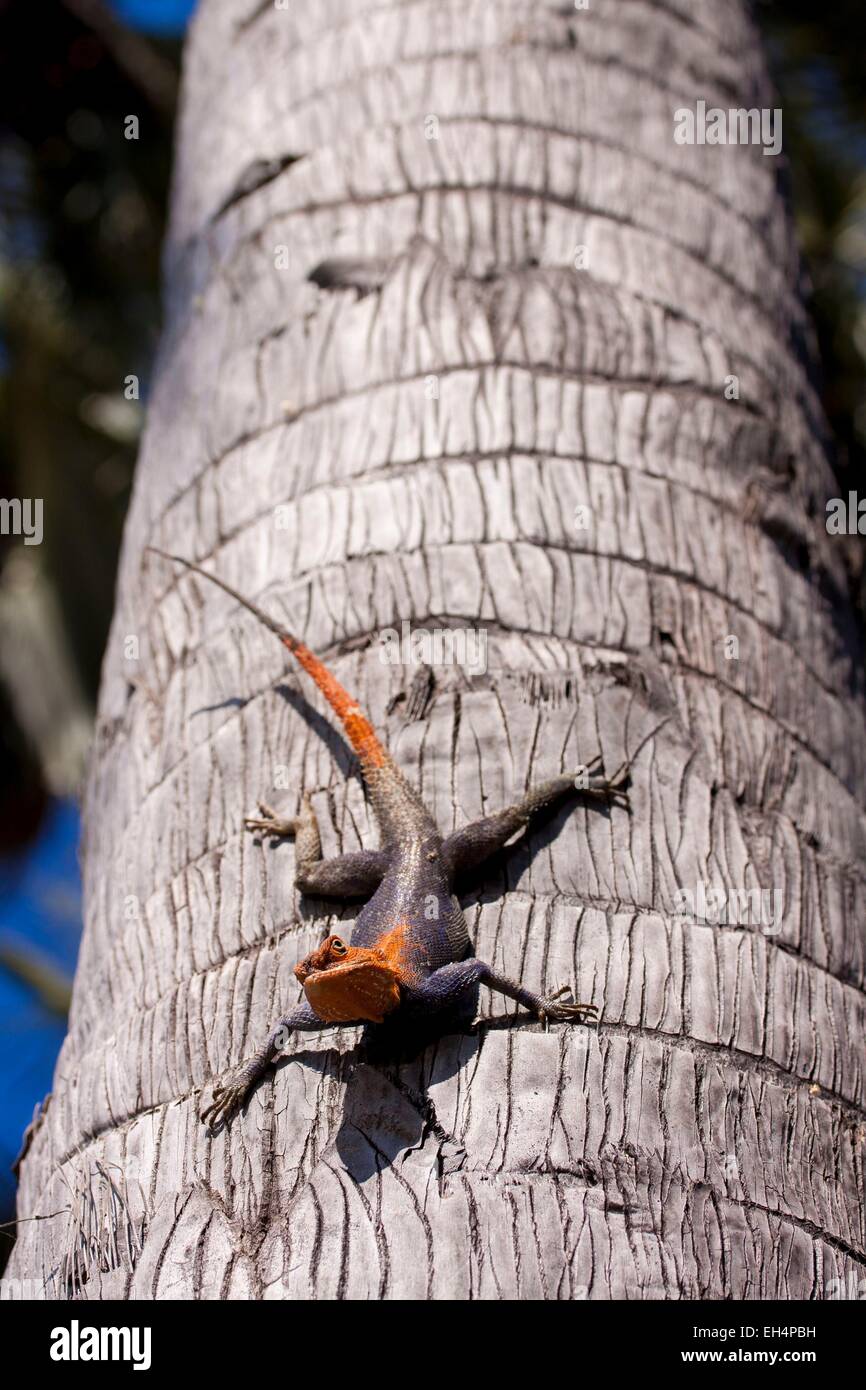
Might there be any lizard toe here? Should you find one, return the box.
[539,997,598,1024]
[200,1065,254,1129]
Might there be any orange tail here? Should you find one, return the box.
[148,549,388,770]
[288,641,386,769]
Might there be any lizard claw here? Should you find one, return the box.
[537,986,598,1025]
[540,1000,598,1022]
[573,758,630,809]
[584,768,630,809]
[244,802,298,838]
[200,1063,256,1130]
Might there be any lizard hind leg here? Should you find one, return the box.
[441,760,634,881]
[245,792,389,898]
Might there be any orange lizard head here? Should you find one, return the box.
[294,934,402,1025]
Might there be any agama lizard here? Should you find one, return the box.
[149,549,637,1129]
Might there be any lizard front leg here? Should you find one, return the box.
[201,1001,327,1130]
[246,792,389,897]
[404,958,597,1024]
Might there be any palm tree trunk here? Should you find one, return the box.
[9,0,865,1299]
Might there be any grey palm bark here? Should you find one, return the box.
[9,0,865,1299]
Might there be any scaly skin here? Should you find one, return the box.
[148,550,648,1130]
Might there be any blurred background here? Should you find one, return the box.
[0,0,863,1268]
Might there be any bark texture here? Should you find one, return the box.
[10,0,866,1299]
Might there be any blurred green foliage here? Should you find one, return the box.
[0,0,178,703]
[760,0,866,505]
[0,0,179,841]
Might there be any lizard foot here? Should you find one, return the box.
[538,984,598,1025]
[244,801,299,838]
[200,1063,258,1130]
[573,758,630,809]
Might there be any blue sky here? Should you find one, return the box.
[0,800,81,1211]
[110,0,196,36]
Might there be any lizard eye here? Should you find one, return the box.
[331,938,347,957]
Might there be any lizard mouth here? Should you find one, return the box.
[303,956,401,1024]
